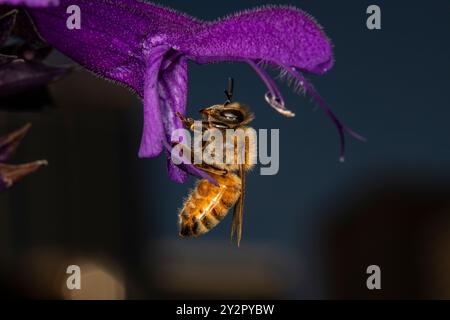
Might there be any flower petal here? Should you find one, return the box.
[0,122,30,162]
[158,55,188,183]
[0,124,47,192]
[0,160,47,191]
[137,45,169,158]
[181,6,333,75]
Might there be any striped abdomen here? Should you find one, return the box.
[179,173,241,237]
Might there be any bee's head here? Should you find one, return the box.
[199,102,255,128]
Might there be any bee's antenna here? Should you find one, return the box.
[224,77,234,105]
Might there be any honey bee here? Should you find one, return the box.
[175,79,256,246]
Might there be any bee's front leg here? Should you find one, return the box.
[196,164,228,176]
[176,112,195,130]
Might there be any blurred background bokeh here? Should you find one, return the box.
[0,0,449,299]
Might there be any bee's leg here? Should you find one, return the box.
[170,142,226,176]
[175,112,213,132]
[196,164,228,176]
[175,112,195,130]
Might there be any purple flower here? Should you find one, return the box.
[0,123,47,192]
[25,1,363,183]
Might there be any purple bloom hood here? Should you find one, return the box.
[0,124,47,191]
[23,0,362,183]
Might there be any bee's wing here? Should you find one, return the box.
[231,164,245,247]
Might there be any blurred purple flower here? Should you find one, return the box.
[0,3,56,191]
[0,123,47,192]
[0,55,68,96]
[0,7,68,98]
[24,1,363,183]
[0,0,58,7]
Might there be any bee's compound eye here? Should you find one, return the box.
[220,109,243,123]
[223,112,238,120]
